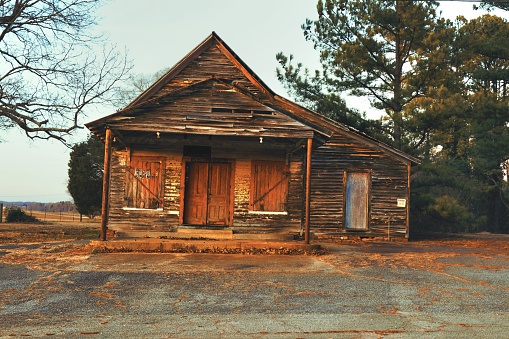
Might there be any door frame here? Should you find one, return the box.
[343,169,371,230]
[180,157,235,227]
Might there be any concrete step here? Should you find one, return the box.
[233,233,298,241]
[116,229,234,240]
[115,230,298,241]
[176,227,233,239]
[116,231,173,239]
[90,238,321,253]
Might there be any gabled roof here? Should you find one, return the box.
[86,32,420,165]
[89,77,316,139]
[127,31,277,108]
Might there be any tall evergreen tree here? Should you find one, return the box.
[278,0,509,234]
[412,14,509,234]
[457,15,509,233]
[277,0,452,151]
[67,134,104,219]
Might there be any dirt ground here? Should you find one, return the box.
[1,220,508,258]
[2,220,509,246]
[1,221,509,269]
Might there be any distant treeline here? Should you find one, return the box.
[0,201,76,213]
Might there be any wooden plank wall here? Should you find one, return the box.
[108,149,176,232]
[106,141,305,235]
[111,80,311,139]
[310,134,409,237]
[106,134,409,238]
[162,151,182,217]
[154,45,263,99]
[214,145,303,233]
[108,149,127,222]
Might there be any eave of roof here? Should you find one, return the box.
[271,95,421,165]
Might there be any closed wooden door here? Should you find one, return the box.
[207,164,230,225]
[183,163,209,225]
[345,172,369,230]
[183,162,231,226]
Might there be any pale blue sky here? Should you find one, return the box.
[0,1,505,203]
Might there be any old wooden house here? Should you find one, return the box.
[86,32,420,242]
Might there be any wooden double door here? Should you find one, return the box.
[183,162,232,226]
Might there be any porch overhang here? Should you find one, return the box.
[86,125,325,150]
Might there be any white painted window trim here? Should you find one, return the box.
[248,211,288,215]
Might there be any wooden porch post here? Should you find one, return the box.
[100,128,113,241]
[406,163,411,239]
[304,137,313,244]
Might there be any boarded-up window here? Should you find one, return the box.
[125,157,164,209]
[251,161,288,212]
[344,172,369,230]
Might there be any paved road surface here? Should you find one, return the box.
[1,240,508,338]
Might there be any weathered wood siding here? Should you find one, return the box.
[150,45,265,100]
[310,134,410,237]
[163,150,183,217]
[108,149,179,232]
[89,33,416,239]
[214,144,303,233]
[106,139,305,235]
[107,80,313,140]
[106,133,409,238]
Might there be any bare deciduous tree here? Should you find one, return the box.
[0,0,131,145]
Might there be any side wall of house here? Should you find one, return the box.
[310,134,410,237]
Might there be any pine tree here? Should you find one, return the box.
[412,14,509,233]
[277,0,452,151]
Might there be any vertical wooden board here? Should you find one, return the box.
[149,160,162,208]
[132,170,139,207]
[345,172,369,230]
[183,162,208,225]
[139,160,147,208]
[269,162,287,211]
[251,161,287,212]
[207,163,231,225]
[252,163,266,211]
[126,159,163,209]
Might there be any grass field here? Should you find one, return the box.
[0,211,101,243]
[29,210,98,223]
[1,210,98,223]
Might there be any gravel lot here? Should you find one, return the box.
[1,228,508,338]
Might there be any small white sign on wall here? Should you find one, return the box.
[397,199,407,208]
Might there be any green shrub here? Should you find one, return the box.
[5,207,40,223]
[428,195,475,233]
